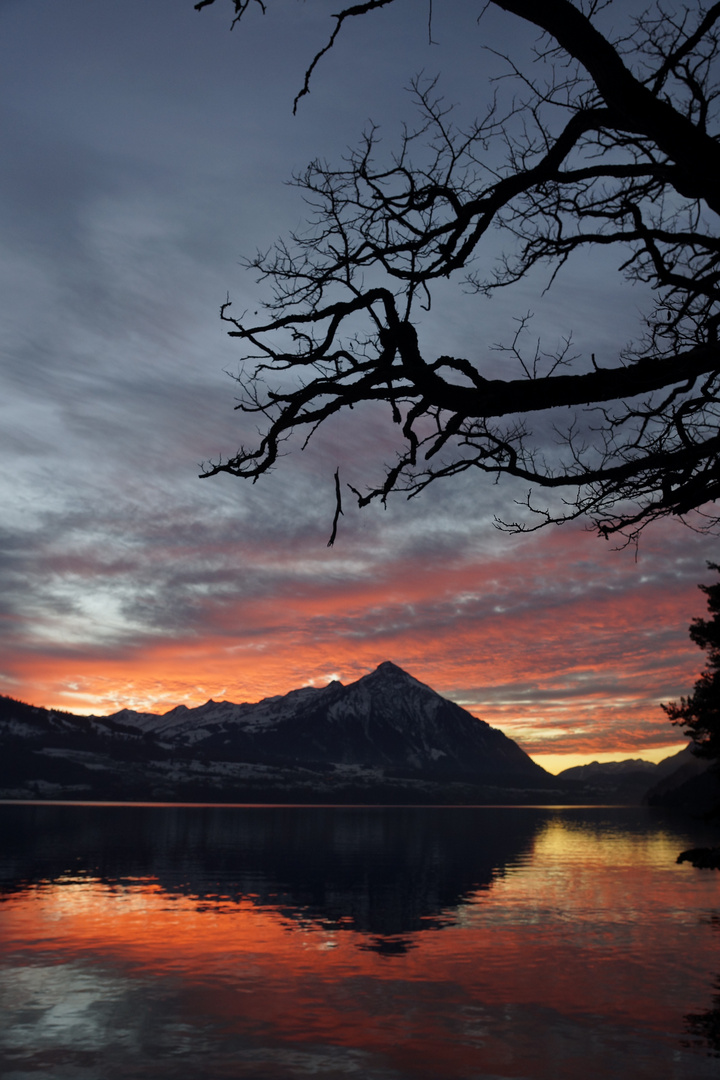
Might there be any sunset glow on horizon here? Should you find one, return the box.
[1,515,705,770]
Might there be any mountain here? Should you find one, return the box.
[559,759,659,780]
[0,662,562,803]
[109,661,548,781]
[643,746,720,814]
[557,747,716,805]
[557,757,662,802]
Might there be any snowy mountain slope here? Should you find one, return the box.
[107,682,342,742]
[0,663,563,801]
[108,662,546,781]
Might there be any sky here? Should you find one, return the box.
[1,0,717,773]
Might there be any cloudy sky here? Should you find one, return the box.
[1,0,716,772]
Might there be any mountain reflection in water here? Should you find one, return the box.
[0,804,540,946]
[1,803,720,1079]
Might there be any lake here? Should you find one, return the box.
[1,802,720,1079]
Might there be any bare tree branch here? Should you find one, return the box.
[197,0,720,544]
[327,468,344,547]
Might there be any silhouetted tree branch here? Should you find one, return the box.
[197,0,720,544]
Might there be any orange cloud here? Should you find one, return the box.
[1,522,710,761]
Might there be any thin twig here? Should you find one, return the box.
[327,468,344,546]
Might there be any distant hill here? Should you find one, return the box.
[557,758,659,802]
[559,758,659,780]
[557,747,715,806]
[0,662,566,804]
[643,746,720,815]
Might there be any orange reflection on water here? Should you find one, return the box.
[2,879,480,1076]
[2,816,720,1079]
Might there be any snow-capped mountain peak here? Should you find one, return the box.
[37,662,548,783]
[0,666,561,801]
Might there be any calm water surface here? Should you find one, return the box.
[1,803,720,1079]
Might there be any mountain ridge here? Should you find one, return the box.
[0,662,558,802]
[100,661,548,783]
[0,662,700,805]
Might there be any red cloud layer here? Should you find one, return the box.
[3,520,710,763]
